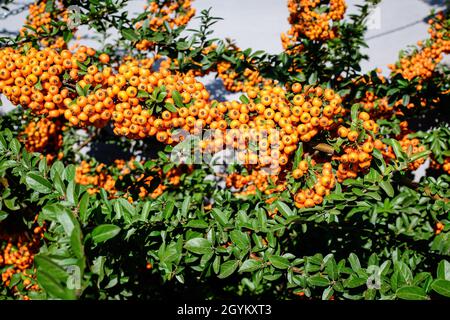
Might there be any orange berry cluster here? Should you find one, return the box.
[356,74,431,110]
[332,112,382,182]
[360,91,394,115]
[61,52,115,127]
[226,171,286,196]
[187,84,343,172]
[193,84,344,172]
[19,118,64,163]
[76,159,190,201]
[334,139,375,182]
[111,61,210,140]
[0,45,341,170]
[292,159,313,180]
[75,160,117,195]
[0,224,43,295]
[443,158,450,175]
[436,222,445,235]
[217,61,264,93]
[0,47,66,117]
[282,0,347,49]
[0,46,110,122]
[389,12,450,81]
[20,0,70,49]
[0,45,212,141]
[135,0,196,51]
[358,89,424,112]
[381,122,427,171]
[145,0,195,30]
[293,162,336,208]
[287,85,344,142]
[398,135,427,170]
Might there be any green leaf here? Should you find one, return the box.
[218,260,239,279]
[53,171,65,195]
[164,103,178,112]
[230,230,250,250]
[402,94,410,106]
[141,201,151,221]
[91,224,121,244]
[114,198,135,222]
[380,180,394,197]
[4,198,19,211]
[269,256,290,270]
[45,0,54,12]
[181,196,190,217]
[239,95,250,104]
[186,219,209,229]
[171,90,184,108]
[372,148,383,160]
[389,139,405,161]
[348,253,361,272]
[308,72,318,85]
[63,30,73,43]
[176,41,190,50]
[386,87,399,96]
[325,256,339,280]
[437,260,450,281]
[70,227,84,260]
[275,201,294,217]
[239,259,263,273]
[63,164,76,181]
[365,192,381,201]
[213,255,221,274]
[137,90,149,98]
[293,142,304,169]
[409,150,430,163]
[322,286,334,300]
[396,261,413,284]
[34,255,68,283]
[345,275,367,288]
[293,72,306,82]
[78,192,90,223]
[34,79,43,90]
[76,83,85,97]
[40,203,60,221]
[37,271,76,300]
[0,211,8,222]
[396,286,428,300]
[10,138,21,155]
[431,279,450,297]
[65,181,80,205]
[121,28,140,41]
[57,207,76,237]
[163,199,175,219]
[184,238,213,255]
[26,173,52,193]
[308,275,330,287]
[351,104,359,122]
[211,208,228,226]
[0,160,16,172]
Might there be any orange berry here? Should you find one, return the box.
[99,53,110,64]
[348,131,359,142]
